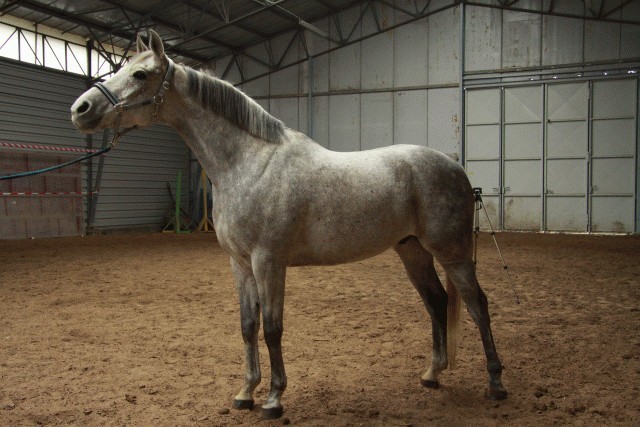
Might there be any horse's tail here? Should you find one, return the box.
[446,275,462,369]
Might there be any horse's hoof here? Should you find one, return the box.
[486,388,508,401]
[232,399,255,410]
[260,406,284,420]
[420,379,440,389]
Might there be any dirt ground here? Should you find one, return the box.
[1,231,639,426]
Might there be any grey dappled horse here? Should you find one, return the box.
[71,31,507,419]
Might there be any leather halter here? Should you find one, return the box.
[93,58,175,147]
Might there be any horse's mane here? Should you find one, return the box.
[185,67,285,143]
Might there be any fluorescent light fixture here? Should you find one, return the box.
[299,19,328,38]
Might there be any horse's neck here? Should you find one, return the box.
[169,97,277,191]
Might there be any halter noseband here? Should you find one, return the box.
[93,58,175,147]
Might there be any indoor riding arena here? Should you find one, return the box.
[1,1,639,426]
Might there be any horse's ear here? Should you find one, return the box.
[148,30,164,57]
[136,34,148,53]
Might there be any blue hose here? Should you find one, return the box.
[0,146,111,181]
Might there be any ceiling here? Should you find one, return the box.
[1,0,639,77]
[0,0,363,67]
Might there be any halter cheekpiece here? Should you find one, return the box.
[93,58,175,147]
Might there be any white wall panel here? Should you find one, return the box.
[298,97,309,136]
[361,92,393,150]
[504,124,541,158]
[547,159,584,195]
[467,88,500,125]
[271,64,299,96]
[467,125,499,159]
[240,48,269,85]
[465,87,501,223]
[427,87,460,154]
[329,94,360,151]
[592,79,636,119]
[503,85,542,230]
[621,24,640,58]
[330,6,361,91]
[545,81,589,230]
[585,21,621,62]
[502,6,541,68]
[465,5,502,72]
[241,75,269,98]
[546,197,585,231]
[504,197,542,230]
[542,16,583,66]
[393,20,429,87]
[547,122,587,157]
[311,96,329,148]
[311,53,330,93]
[592,158,635,195]
[592,120,635,157]
[394,90,428,147]
[465,86,499,229]
[428,7,460,85]
[329,42,361,90]
[504,86,543,123]
[362,32,394,89]
[591,79,636,232]
[591,197,634,233]
[270,98,299,132]
[621,1,640,58]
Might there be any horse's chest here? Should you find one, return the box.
[212,206,261,257]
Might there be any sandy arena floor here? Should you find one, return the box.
[1,231,639,426]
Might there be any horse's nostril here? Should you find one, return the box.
[76,101,91,114]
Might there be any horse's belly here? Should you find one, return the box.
[288,212,414,266]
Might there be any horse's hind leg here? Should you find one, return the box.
[442,260,507,400]
[394,237,448,388]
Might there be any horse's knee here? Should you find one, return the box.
[240,317,259,342]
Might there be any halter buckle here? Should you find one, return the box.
[153,95,164,120]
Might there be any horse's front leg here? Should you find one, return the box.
[230,258,261,410]
[252,254,287,419]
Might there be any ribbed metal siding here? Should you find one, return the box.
[0,58,87,149]
[0,58,87,239]
[0,58,189,235]
[91,126,189,231]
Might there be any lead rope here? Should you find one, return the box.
[0,145,111,181]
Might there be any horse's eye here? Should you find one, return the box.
[132,70,147,80]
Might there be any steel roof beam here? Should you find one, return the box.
[13,0,209,62]
[178,0,268,38]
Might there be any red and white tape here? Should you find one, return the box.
[0,191,98,197]
[0,141,100,154]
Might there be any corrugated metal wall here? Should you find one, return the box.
[0,58,88,239]
[90,126,190,232]
[0,58,189,238]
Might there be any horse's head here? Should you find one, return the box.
[71,31,172,137]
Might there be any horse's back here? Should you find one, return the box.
[280,139,474,265]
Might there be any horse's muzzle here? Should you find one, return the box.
[71,94,103,132]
